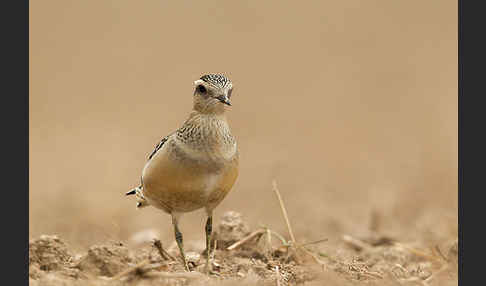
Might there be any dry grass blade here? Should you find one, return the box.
[272,180,296,243]
[394,242,442,263]
[211,239,218,262]
[299,238,329,247]
[227,229,265,250]
[275,265,281,286]
[342,234,371,251]
[153,239,176,261]
[270,230,289,245]
[433,245,449,262]
[271,180,328,266]
[299,247,326,265]
[260,228,273,260]
[362,270,383,279]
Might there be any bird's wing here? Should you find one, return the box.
[148,135,169,160]
[147,132,176,161]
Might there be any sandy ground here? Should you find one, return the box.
[29,1,457,285]
[29,211,458,286]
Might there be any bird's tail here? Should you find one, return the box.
[126,185,149,209]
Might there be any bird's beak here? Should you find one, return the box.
[217,95,231,106]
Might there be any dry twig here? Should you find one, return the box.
[272,180,296,243]
[275,265,281,286]
[269,229,289,245]
[394,243,443,263]
[299,238,329,247]
[227,229,265,250]
[433,245,449,262]
[153,239,176,261]
[271,180,328,266]
[342,234,371,251]
[361,270,383,279]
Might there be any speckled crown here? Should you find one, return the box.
[200,74,232,89]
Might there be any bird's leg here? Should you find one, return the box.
[171,215,189,271]
[204,213,213,274]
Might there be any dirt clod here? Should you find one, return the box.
[28,213,457,285]
[29,235,73,272]
[29,235,82,280]
[214,211,250,249]
[76,241,134,277]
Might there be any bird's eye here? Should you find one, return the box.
[197,85,207,94]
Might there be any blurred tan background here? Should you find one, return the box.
[30,0,457,251]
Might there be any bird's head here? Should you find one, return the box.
[193,74,233,114]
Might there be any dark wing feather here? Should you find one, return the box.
[148,135,170,160]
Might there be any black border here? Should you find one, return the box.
[3,0,29,285]
[459,0,484,285]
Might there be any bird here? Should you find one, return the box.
[126,74,239,272]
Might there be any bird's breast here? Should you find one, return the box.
[141,138,239,213]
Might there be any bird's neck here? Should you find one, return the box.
[193,99,227,115]
[187,110,227,123]
[176,111,236,157]
[183,111,231,139]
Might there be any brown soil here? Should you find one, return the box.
[29,212,457,286]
